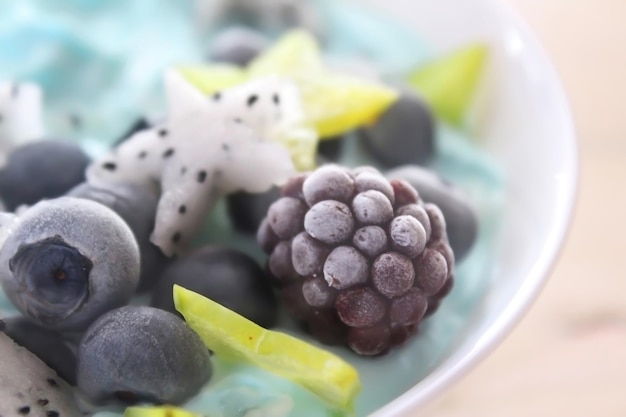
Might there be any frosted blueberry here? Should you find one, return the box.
[227,187,281,234]
[151,246,277,328]
[360,90,435,167]
[0,140,91,211]
[77,306,211,407]
[196,0,324,39]
[67,182,169,293]
[0,197,140,331]
[209,27,269,66]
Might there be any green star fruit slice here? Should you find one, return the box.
[180,29,399,144]
[298,72,398,138]
[124,406,201,417]
[248,29,325,77]
[173,285,361,411]
[409,44,488,127]
[249,30,398,138]
[178,64,246,95]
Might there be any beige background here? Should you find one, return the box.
[421,1,626,416]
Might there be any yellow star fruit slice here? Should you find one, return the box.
[173,285,361,411]
[298,73,398,138]
[249,30,397,139]
[178,64,246,95]
[124,406,201,417]
[248,29,325,77]
[409,44,488,127]
[181,30,398,140]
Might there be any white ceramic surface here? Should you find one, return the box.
[365,0,578,415]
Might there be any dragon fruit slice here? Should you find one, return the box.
[87,71,296,256]
[204,74,318,170]
[86,126,166,191]
[0,82,45,166]
[0,332,82,416]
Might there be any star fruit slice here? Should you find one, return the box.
[173,285,362,411]
[251,30,398,139]
[124,406,200,417]
[178,64,246,95]
[409,44,488,127]
[180,30,398,139]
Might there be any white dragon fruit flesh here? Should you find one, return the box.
[0,82,45,166]
[87,71,297,256]
[0,332,82,416]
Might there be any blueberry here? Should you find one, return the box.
[114,115,164,147]
[114,117,151,146]
[77,306,211,407]
[0,197,140,331]
[67,182,170,293]
[386,165,479,261]
[209,27,269,66]
[226,187,281,234]
[3,317,77,385]
[0,140,91,211]
[359,91,435,168]
[151,246,278,328]
[317,137,344,163]
[210,0,323,39]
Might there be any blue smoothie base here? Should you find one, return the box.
[0,1,505,416]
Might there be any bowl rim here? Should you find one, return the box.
[370,1,580,415]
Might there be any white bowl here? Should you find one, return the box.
[364,0,578,415]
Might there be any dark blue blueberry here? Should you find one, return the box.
[68,182,170,293]
[0,140,91,211]
[226,187,281,234]
[114,115,165,146]
[151,246,278,328]
[3,317,77,385]
[317,137,345,163]
[0,197,140,331]
[359,91,435,168]
[208,27,269,66]
[113,117,151,146]
[215,2,323,40]
[387,165,479,261]
[77,306,211,407]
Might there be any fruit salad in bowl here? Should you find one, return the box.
[0,0,577,416]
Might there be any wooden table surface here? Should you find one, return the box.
[421,1,626,416]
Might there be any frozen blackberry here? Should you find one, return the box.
[257,164,455,356]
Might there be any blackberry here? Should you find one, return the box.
[257,164,455,356]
